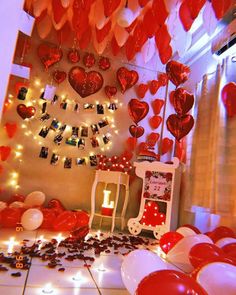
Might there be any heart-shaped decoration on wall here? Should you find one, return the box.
[117,67,139,94]
[147,132,160,147]
[68,66,104,98]
[173,88,194,116]
[83,53,96,68]
[98,57,111,70]
[221,82,236,118]
[104,85,117,98]
[161,138,174,155]
[166,60,190,87]
[67,49,80,63]
[137,83,148,99]
[0,146,11,161]
[37,43,63,70]
[4,123,17,138]
[17,104,36,120]
[129,125,145,138]
[128,99,149,124]
[167,114,194,141]
[152,99,165,115]
[149,115,162,129]
[149,80,160,95]
[53,70,67,84]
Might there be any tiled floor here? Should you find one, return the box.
[0,228,162,295]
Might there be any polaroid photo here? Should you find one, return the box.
[40,113,51,122]
[60,100,67,110]
[52,94,59,104]
[81,126,88,137]
[91,124,99,135]
[97,104,104,114]
[74,103,80,112]
[78,138,85,150]
[108,102,118,111]
[53,134,63,145]
[90,155,97,167]
[50,153,60,165]
[103,133,112,145]
[17,87,28,100]
[42,102,47,114]
[39,126,50,138]
[59,124,67,133]
[49,119,59,131]
[98,118,109,128]
[76,158,86,165]
[71,127,79,138]
[90,137,99,148]
[84,103,95,111]
[66,137,77,146]
[64,157,72,169]
[39,147,49,159]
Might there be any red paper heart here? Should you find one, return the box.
[173,88,194,116]
[83,52,95,68]
[0,146,11,161]
[117,67,139,94]
[161,138,174,155]
[152,99,165,115]
[137,84,148,99]
[4,123,17,138]
[149,80,160,95]
[167,114,194,141]
[17,104,36,119]
[98,57,111,71]
[129,125,145,138]
[147,132,160,147]
[67,49,80,63]
[166,60,190,87]
[128,99,149,124]
[158,73,168,86]
[126,137,137,151]
[103,0,121,17]
[104,85,117,98]
[37,43,63,70]
[149,115,162,129]
[53,70,67,84]
[221,82,236,118]
[68,66,104,98]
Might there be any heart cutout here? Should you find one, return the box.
[140,201,166,226]
[166,60,190,87]
[173,88,194,115]
[161,138,174,155]
[167,114,194,141]
[17,104,36,120]
[221,82,236,118]
[98,57,110,71]
[67,49,80,63]
[4,123,17,138]
[129,125,145,138]
[37,43,63,70]
[147,132,160,147]
[149,80,160,95]
[137,84,148,99]
[117,67,139,94]
[152,99,165,115]
[83,53,96,68]
[126,137,137,151]
[149,115,162,129]
[104,85,117,99]
[53,70,67,84]
[0,146,11,161]
[128,99,149,124]
[68,66,104,98]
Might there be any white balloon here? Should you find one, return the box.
[141,38,156,64]
[24,191,45,207]
[167,234,213,273]
[216,237,236,248]
[21,209,43,231]
[9,201,26,209]
[197,262,236,295]
[0,201,7,211]
[117,8,134,27]
[121,249,169,295]
[176,226,197,237]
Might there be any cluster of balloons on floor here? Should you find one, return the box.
[122,224,236,294]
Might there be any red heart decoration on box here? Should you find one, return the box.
[117,67,139,94]
[166,60,190,87]
[68,66,104,98]
[37,43,63,70]
[104,85,117,98]
[128,99,149,124]
[0,146,11,161]
[137,84,148,99]
[53,70,67,84]
[161,137,174,155]
[17,104,36,119]
[98,57,110,71]
[173,88,194,115]
[147,132,160,147]
[140,201,166,226]
[152,99,165,115]
[221,82,236,118]
[67,49,80,63]
[149,115,162,129]
[4,123,17,138]
[129,125,145,138]
[83,52,95,68]
[149,80,160,95]
[167,114,194,141]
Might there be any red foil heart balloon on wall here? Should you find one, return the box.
[149,115,162,129]
[117,67,139,94]
[4,123,17,138]
[128,99,149,124]
[152,99,165,115]
[104,85,117,98]
[67,49,80,63]
[137,84,149,99]
[83,52,95,68]
[53,70,67,84]
[166,60,190,87]
[98,57,110,71]
[221,82,236,118]
[129,125,145,138]
[68,66,104,98]
[161,138,174,155]
[147,132,160,147]
[173,88,194,115]
[37,43,63,70]
[167,114,194,141]
[17,104,36,119]
[149,80,160,95]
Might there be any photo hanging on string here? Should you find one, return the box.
[50,153,60,165]
[64,157,72,168]
[39,147,49,159]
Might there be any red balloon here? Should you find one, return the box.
[4,123,17,138]
[17,104,36,119]
[147,132,160,147]
[129,125,145,138]
[158,72,168,86]
[67,49,80,63]
[142,8,159,38]
[103,0,121,17]
[186,0,206,20]
[179,0,195,31]
[133,22,148,53]
[161,138,174,155]
[138,0,150,7]
[137,84,149,99]
[78,26,92,50]
[136,269,207,295]
[104,85,117,98]
[222,243,236,255]
[159,45,173,65]
[149,115,162,129]
[98,57,110,71]
[166,60,190,87]
[152,99,164,115]
[37,43,63,70]
[125,36,136,61]
[1,208,23,228]
[221,82,236,118]
[189,243,225,268]
[0,146,11,161]
[96,20,111,43]
[175,139,186,162]
[53,211,77,231]
[182,224,201,234]
[8,194,25,204]
[73,210,89,228]
[48,199,65,216]
[211,0,233,20]
[111,36,121,56]
[160,231,184,254]
[52,0,66,24]
[128,99,149,124]
[173,88,194,116]
[52,70,67,84]
[211,226,236,242]
[126,137,137,151]
[166,114,194,141]
[40,208,57,230]
[149,80,160,95]
[155,24,171,53]
[117,67,139,93]
[152,0,169,25]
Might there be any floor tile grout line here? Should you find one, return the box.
[85,261,102,295]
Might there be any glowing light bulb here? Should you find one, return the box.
[72,271,82,281]
[98,263,106,272]
[34,79,41,86]
[16,144,23,150]
[42,283,53,294]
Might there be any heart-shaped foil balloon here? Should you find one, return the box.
[129,125,145,138]
[83,52,96,68]
[17,104,36,120]
[221,82,236,118]
[68,66,104,98]
[149,115,162,129]
[167,114,194,141]
[128,99,149,124]
[67,49,80,63]
[4,123,17,138]
[117,67,139,94]
[53,70,67,84]
[98,57,110,70]
[37,43,63,70]
[173,88,194,116]
[166,60,190,87]
[149,80,160,95]
[147,132,160,147]
[152,99,165,115]
[104,85,117,98]
[161,138,174,155]
[137,83,149,99]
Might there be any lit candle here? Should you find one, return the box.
[5,237,19,253]
[102,190,111,207]
[38,235,45,250]
[42,283,54,294]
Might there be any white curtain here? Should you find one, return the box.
[182,56,236,230]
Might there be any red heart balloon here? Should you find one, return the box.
[221,82,236,118]
[129,125,145,138]
[186,0,206,19]
[161,137,174,155]
[166,60,190,87]
[160,232,184,254]
[1,208,24,228]
[212,0,232,20]
[68,66,104,98]
[104,85,117,98]
[40,208,57,230]
[96,20,112,43]
[143,8,160,38]
[175,139,186,162]
[169,90,175,105]
[83,52,96,68]
[152,99,165,115]
[48,198,65,216]
[4,123,17,138]
[0,146,11,161]
[149,80,160,95]
[137,84,148,99]
[158,72,168,86]
[117,67,139,94]
[67,49,80,63]
[17,104,36,119]
[98,57,111,71]
[37,43,63,70]
[149,115,162,129]
[167,114,194,141]
[173,88,194,115]
[103,0,121,17]
[53,70,67,84]
[73,210,89,228]
[147,132,160,147]
[53,211,77,231]
[152,0,169,25]
[128,99,149,124]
